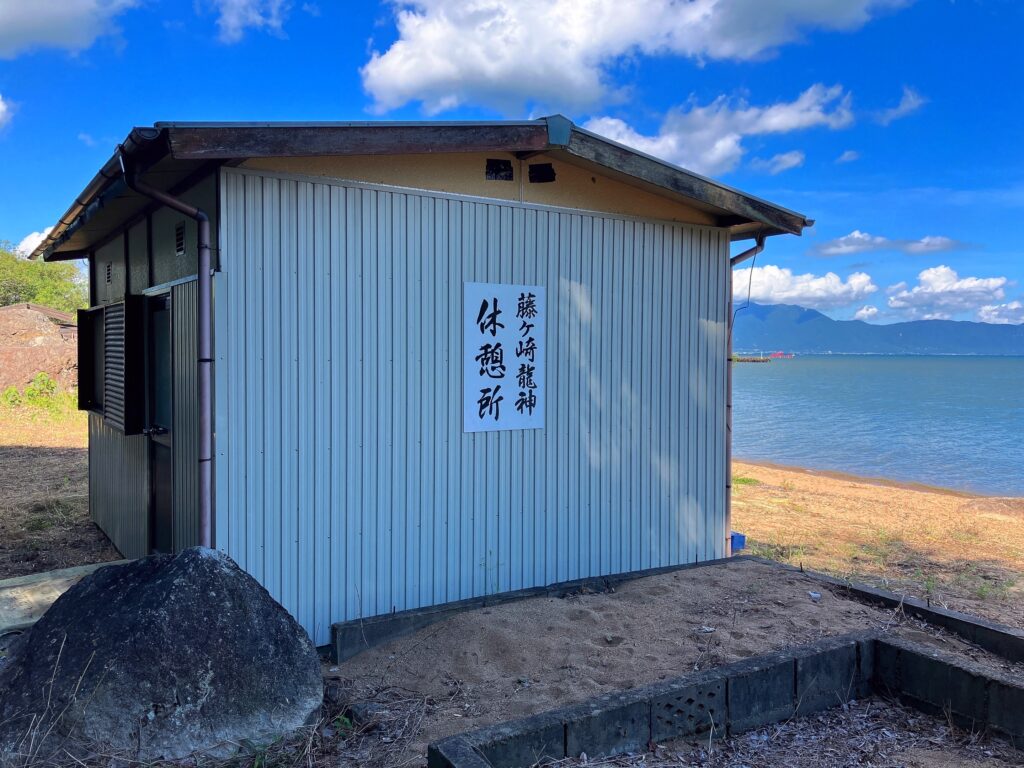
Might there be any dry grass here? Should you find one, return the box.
[0,408,118,579]
[2,677,446,768]
[543,697,1021,767]
[732,461,1024,628]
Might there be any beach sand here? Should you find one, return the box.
[732,459,1024,628]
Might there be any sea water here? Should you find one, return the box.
[732,355,1024,496]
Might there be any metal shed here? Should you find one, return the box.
[32,116,810,645]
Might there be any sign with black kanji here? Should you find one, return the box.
[463,282,545,433]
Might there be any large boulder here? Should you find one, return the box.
[0,548,323,763]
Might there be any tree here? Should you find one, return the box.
[0,242,88,315]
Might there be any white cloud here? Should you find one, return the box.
[0,93,10,129]
[836,149,859,163]
[77,132,97,147]
[978,301,1024,325]
[0,0,138,58]
[361,0,907,114]
[876,85,926,125]
[887,265,1008,320]
[751,150,805,175]
[15,227,54,257]
[212,0,289,43]
[815,230,964,257]
[733,264,877,310]
[903,235,958,254]
[585,84,851,175]
[815,230,888,256]
[854,305,879,321]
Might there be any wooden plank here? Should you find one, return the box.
[167,124,551,160]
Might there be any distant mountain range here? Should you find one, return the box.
[733,303,1024,355]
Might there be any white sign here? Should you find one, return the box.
[463,282,545,433]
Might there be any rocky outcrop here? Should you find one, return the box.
[0,304,77,390]
[0,548,323,763]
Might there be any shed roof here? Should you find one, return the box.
[32,115,812,262]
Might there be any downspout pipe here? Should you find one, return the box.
[725,233,765,555]
[730,234,766,268]
[119,149,213,550]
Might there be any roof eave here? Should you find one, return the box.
[557,124,811,237]
[32,116,811,260]
[32,127,169,261]
[163,121,552,161]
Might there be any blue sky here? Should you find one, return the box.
[1,0,1020,324]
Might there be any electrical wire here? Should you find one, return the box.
[731,249,758,327]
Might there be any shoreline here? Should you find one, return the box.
[730,459,1024,629]
[731,457,1004,499]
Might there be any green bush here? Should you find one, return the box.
[24,372,57,401]
[0,373,76,415]
[1,243,88,315]
[1,386,21,408]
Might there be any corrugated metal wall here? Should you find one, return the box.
[216,168,729,645]
[89,412,149,558]
[172,279,200,549]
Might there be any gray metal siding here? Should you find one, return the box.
[173,279,200,549]
[89,411,149,558]
[216,169,729,645]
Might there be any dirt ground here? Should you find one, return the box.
[547,697,1022,767]
[0,410,119,579]
[732,460,1024,629]
[328,559,1024,767]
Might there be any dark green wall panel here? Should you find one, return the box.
[89,411,149,558]
[172,279,199,549]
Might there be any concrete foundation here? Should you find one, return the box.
[0,560,129,635]
[424,631,1024,768]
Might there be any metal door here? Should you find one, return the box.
[147,294,174,553]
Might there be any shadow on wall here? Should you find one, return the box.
[560,250,726,571]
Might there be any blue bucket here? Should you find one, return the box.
[730,531,747,553]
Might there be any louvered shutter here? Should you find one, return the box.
[97,298,144,434]
[102,303,126,429]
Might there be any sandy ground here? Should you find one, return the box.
[0,410,119,579]
[732,460,1024,629]
[330,559,1024,767]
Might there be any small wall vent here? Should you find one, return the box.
[105,262,112,284]
[485,158,514,181]
[528,163,557,183]
[175,221,186,257]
